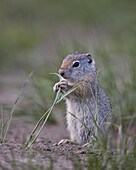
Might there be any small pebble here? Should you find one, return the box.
[46,148,51,151]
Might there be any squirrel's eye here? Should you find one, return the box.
[73,62,80,67]
[88,59,92,64]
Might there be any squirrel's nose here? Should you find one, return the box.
[59,70,65,77]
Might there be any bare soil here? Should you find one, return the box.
[0,117,136,170]
[0,118,95,170]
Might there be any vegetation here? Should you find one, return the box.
[0,0,136,169]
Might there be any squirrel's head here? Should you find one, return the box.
[59,52,96,84]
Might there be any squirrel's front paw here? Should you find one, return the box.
[53,82,60,93]
[53,80,68,94]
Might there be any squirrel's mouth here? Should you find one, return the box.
[60,75,77,84]
[61,74,67,80]
[59,74,68,81]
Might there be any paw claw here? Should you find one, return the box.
[53,83,59,93]
[82,142,91,147]
[58,139,77,145]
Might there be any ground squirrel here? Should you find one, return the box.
[53,52,112,145]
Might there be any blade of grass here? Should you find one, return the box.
[85,101,104,139]
[94,69,100,138]
[117,125,122,152]
[68,111,98,141]
[25,88,61,148]
[0,102,4,142]
[26,109,52,149]
[95,75,98,137]
[26,79,80,149]
[1,71,33,143]
[122,114,136,120]
[0,110,15,133]
[49,73,62,80]
[26,88,61,149]
[82,89,85,123]
[0,98,24,142]
[123,131,128,156]
[87,70,104,141]
[25,108,51,148]
[129,135,136,154]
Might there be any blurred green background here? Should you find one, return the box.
[0,0,136,125]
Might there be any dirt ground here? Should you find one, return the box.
[0,118,96,170]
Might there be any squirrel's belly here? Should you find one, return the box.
[65,99,91,144]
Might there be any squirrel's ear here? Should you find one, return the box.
[86,53,91,56]
[86,53,93,63]
[86,53,92,59]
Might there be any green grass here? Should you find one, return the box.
[0,71,33,143]
[0,0,136,169]
[25,76,81,149]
